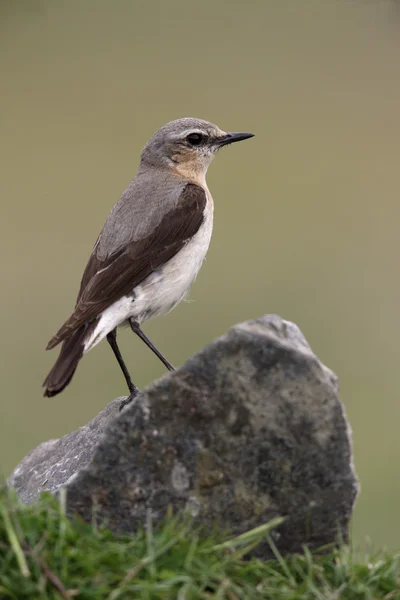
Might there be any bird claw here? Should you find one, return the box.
[119,388,140,411]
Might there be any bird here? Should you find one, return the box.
[43,117,254,407]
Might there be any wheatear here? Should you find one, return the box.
[43,118,254,406]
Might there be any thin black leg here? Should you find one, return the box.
[107,329,139,409]
[129,319,175,372]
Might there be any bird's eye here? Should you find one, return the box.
[186,133,205,146]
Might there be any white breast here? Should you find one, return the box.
[133,191,214,322]
[84,192,214,353]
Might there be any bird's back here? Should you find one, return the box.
[95,166,187,261]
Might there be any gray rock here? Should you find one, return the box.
[8,315,359,556]
[7,398,122,503]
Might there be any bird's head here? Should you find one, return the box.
[140,117,254,183]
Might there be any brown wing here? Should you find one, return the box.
[46,183,207,349]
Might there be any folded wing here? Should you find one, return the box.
[46,183,207,349]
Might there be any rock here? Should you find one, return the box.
[8,315,359,557]
[7,398,122,504]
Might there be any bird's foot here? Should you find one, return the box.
[119,387,140,411]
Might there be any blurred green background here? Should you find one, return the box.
[1,0,399,549]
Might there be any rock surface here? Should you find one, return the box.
[8,315,359,557]
[7,398,121,504]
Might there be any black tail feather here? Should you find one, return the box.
[43,325,89,397]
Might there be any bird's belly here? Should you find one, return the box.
[133,205,214,322]
[83,196,213,353]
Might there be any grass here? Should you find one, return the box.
[0,487,399,599]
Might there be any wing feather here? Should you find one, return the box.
[46,183,207,349]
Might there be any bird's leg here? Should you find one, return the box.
[106,329,139,409]
[129,319,175,371]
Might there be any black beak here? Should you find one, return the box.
[216,131,255,147]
